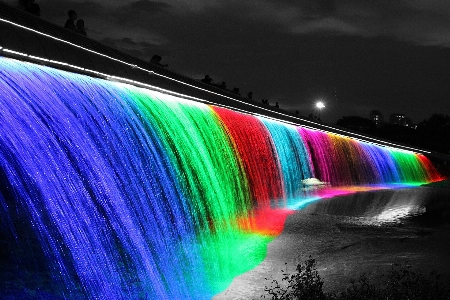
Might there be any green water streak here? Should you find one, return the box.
[390,151,429,183]
[124,87,271,294]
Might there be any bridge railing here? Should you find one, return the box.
[1,1,449,160]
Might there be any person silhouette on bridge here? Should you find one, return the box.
[150,55,168,67]
[201,75,213,84]
[65,10,77,31]
[76,19,87,35]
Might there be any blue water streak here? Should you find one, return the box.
[0,57,206,299]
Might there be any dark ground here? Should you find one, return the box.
[215,183,450,299]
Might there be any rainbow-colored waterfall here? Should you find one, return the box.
[0,57,441,299]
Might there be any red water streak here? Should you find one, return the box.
[417,154,446,181]
[211,106,285,207]
[237,208,295,236]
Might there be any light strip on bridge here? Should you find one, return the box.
[0,18,430,154]
[0,45,428,154]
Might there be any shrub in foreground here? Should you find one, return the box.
[263,258,450,300]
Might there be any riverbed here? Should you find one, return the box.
[214,182,450,299]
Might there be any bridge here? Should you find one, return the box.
[0,3,447,299]
[1,1,447,159]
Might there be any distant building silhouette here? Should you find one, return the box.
[370,110,384,126]
[336,116,376,131]
[389,113,410,126]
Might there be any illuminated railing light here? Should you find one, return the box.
[0,17,150,70]
[71,66,86,71]
[0,18,435,153]
[3,48,24,56]
[29,55,44,61]
[0,28,432,155]
[1,34,417,153]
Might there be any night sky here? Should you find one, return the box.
[5,0,450,123]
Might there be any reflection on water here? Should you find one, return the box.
[215,185,450,299]
[297,185,450,227]
[372,205,426,225]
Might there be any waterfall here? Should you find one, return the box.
[259,117,312,199]
[0,57,441,299]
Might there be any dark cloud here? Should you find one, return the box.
[105,1,173,34]
[297,0,337,17]
[39,0,105,20]
[101,36,166,59]
[106,1,448,122]
[318,0,336,15]
[325,1,450,46]
[115,0,172,24]
[245,1,450,47]
[126,0,172,13]
[120,37,138,46]
[4,0,450,123]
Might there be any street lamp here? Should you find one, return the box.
[315,101,325,120]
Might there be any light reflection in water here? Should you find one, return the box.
[294,185,435,226]
[373,205,426,225]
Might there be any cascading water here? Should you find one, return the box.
[0,57,208,299]
[298,127,439,186]
[0,57,442,299]
[259,117,312,200]
[211,107,293,237]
